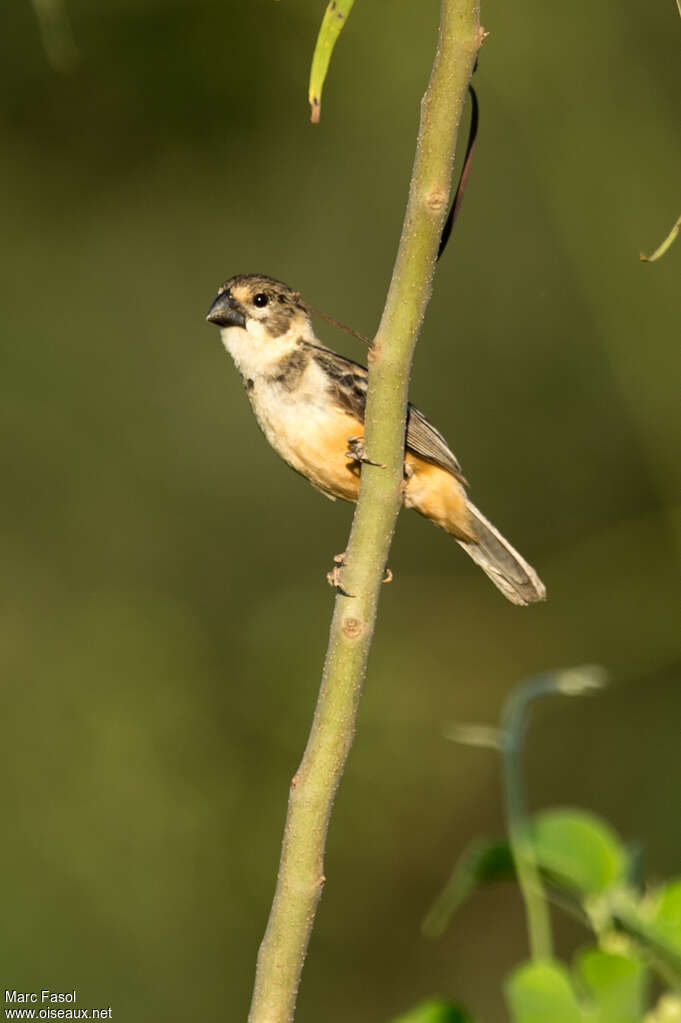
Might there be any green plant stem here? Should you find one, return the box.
[499,668,604,960]
[501,668,605,961]
[246,4,482,1021]
[501,679,555,961]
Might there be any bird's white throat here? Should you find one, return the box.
[219,318,313,378]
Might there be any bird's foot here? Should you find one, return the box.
[326,552,392,593]
[345,436,385,467]
[326,553,354,597]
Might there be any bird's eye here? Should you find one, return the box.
[253,293,269,308]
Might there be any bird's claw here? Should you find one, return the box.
[326,552,392,593]
[346,436,385,468]
[326,553,355,597]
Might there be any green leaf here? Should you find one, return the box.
[308,0,355,123]
[605,884,681,981]
[505,961,582,1023]
[651,880,681,955]
[390,998,474,1023]
[574,946,646,1022]
[532,809,627,895]
[423,838,514,937]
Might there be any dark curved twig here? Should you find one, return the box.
[437,83,479,260]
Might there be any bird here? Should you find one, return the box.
[206,273,546,606]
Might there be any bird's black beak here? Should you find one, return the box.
[206,292,247,328]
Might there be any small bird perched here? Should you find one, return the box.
[206,273,546,606]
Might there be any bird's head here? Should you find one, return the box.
[206,274,312,344]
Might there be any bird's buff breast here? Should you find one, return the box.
[249,379,471,535]
[241,357,360,501]
[220,327,359,500]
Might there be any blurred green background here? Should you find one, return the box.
[2,0,680,1019]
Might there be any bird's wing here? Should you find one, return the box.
[308,344,369,421]
[308,344,466,482]
[405,404,466,481]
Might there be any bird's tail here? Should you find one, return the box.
[458,501,546,606]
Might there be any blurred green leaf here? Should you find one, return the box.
[505,961,582,1023]
[445,723,502,749]
[308,0,355,122]
[651,880,681,955]
[390,998,474,1023]
[532,809,627,895]
[423,838,514,937]
[574,946,646,1022]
